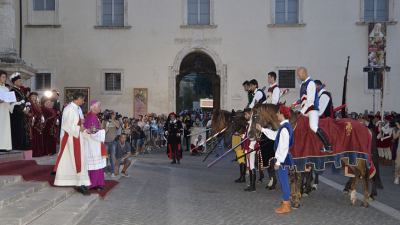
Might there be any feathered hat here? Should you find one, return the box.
[10,72,21,83]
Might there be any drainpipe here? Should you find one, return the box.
[19,0,22,58]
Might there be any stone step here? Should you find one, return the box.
[0,151,24,163]
[0,175,22,188]
[0,187,75,225]
[29,193,99,225]
[0,181,48,209]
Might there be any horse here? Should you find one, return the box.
[207,109,248,155]
[250,103,376,208]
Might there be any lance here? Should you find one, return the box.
[232,147,258,162]
[341,56,350,118]
[190,127,227,153]
[207,137,249,168]
[187,128,212,137]
[202,135,225,162]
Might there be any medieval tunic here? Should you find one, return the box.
[27,101,45,157]
[83,112,106,189]
[10,86,28,150]
[54,102,90,186]
[261,120,294,201]
[164,119,183,161]
[0,84,12,150]
[318,88,333,118]
[267,83,280,105]
[42,106,59,155]
[249,88,267,109]
[299,77,319,132]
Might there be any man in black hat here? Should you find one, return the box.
[164,112,183,164]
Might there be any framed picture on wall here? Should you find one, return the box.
[64,87,90,114]
[133,88,148,118]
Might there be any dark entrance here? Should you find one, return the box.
[176,52,220,113]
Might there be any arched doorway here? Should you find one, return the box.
[176,52,220,113]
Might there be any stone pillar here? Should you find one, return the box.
[0,0,17,61]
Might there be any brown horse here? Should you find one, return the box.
[210,109,248,149]
[250,104,374,208]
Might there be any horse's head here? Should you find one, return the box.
[211,109,247,148]
[247,104,281,140]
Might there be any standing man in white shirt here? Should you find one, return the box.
[256,105,294,214]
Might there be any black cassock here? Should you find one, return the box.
[164,120,183,161]
[10,87,28,150]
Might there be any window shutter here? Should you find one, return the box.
[275,0,286,24]
[278,70,296,88]
[287,0,299,24]
[102,0,113,26]
[376,0,389,22]
[45,0,55,10]
[114,0,124,26]
[188,0,199,25]
[368,72,382,89]
[199,0,210,25]
[364,0,375,22]
[33,0,45,11]
[35,73,51,90]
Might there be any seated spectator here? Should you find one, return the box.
[115,134,133,177]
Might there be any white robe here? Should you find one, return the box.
[54,102,90,186]
[83,129,107,171]
[0,85,12,150]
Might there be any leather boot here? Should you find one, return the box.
[266,168,277,190]
[244,169,256,192]
[258,170,264,183]
[235,164,246,183]
[274,201,291,214]
[251,169,257,191]
[316,128,332,153]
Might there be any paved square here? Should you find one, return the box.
[79,150,400,225]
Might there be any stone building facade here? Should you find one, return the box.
[3,0,400,115]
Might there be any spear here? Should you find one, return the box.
[190,127,227,153]
[207,137,249,168]
[202,135,224,162]
[187,128,212,137]
[341,56,350,118]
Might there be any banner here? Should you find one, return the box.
[368,23,386,68]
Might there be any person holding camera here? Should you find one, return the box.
[103,110,120,177]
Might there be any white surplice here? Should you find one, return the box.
[54,102,90,186]
[83,129,107,170]
[0,85,12,150]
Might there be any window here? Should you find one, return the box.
[35,73,51,90]
[105,73,121,91]
[364,0,389,22]
[102,0,124,26]
[33,0,55,11]
[188,0,210,25]
[275,0,299,24]
[278,70,296,88]
[367,72,382,89]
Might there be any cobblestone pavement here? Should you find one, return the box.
[78,150,400,225]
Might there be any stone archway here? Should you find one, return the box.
[169,46,227,113]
